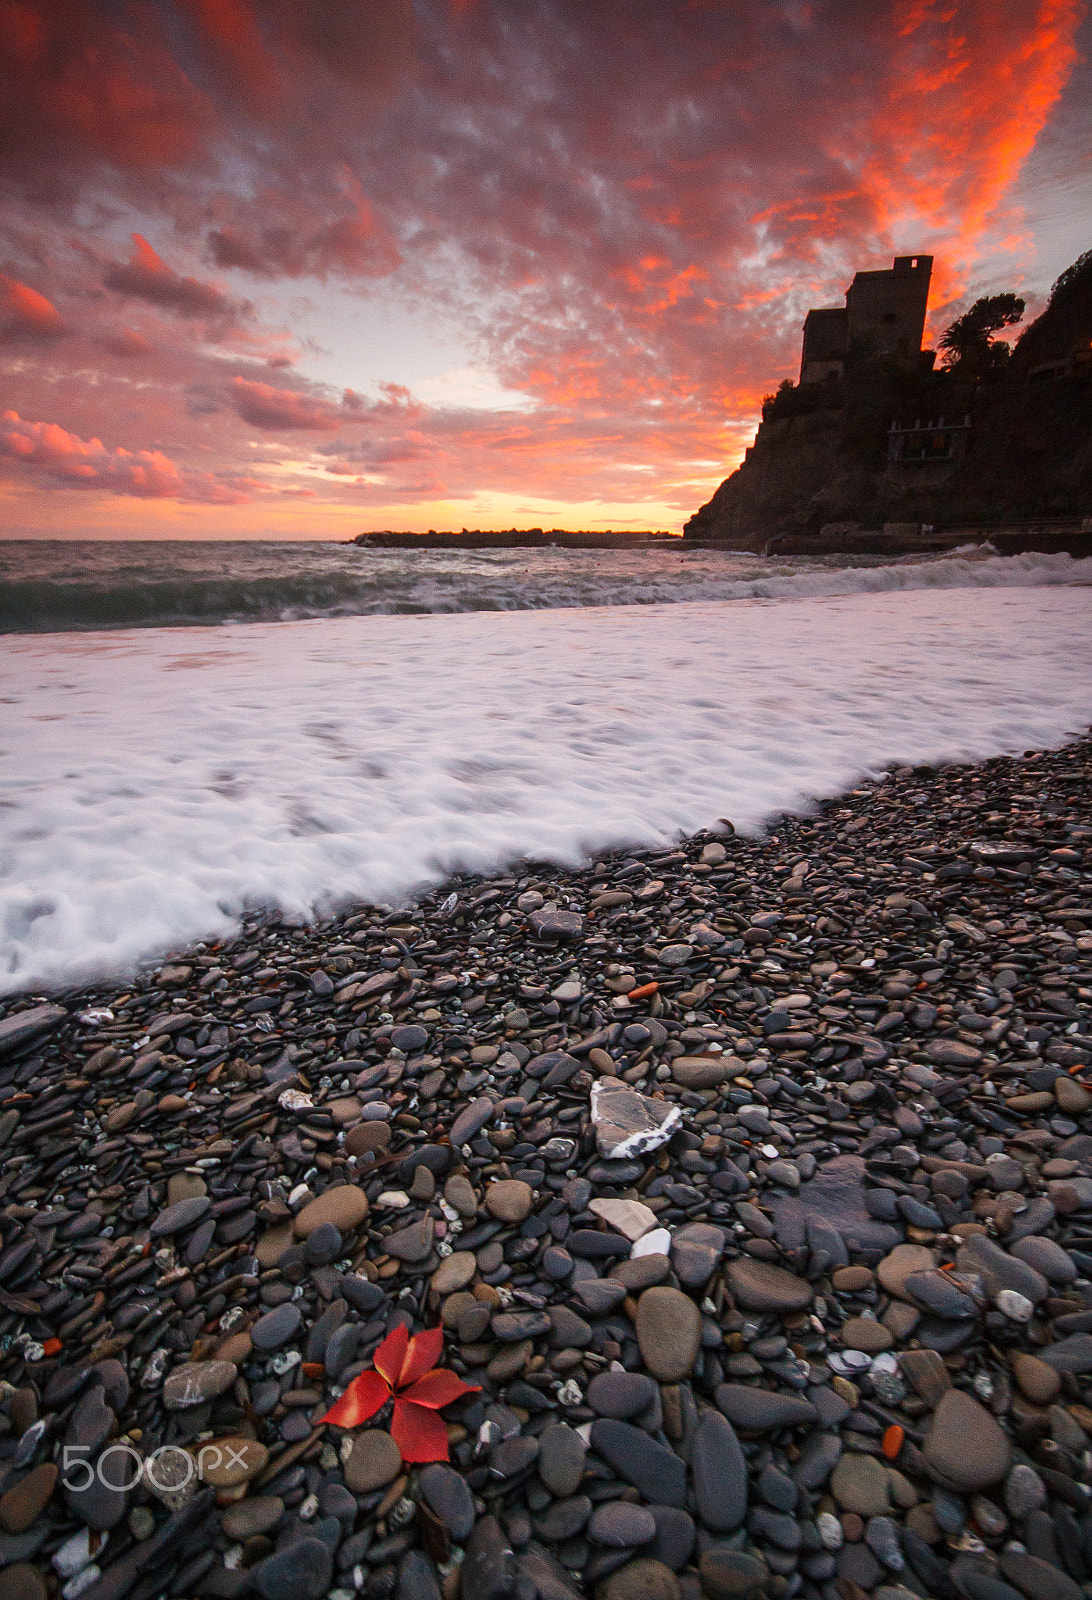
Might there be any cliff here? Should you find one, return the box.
[685,250,1092,544]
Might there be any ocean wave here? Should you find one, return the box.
[2,582,1091,993]
[2,545,1091,632]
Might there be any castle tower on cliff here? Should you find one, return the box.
[799,255,933,383]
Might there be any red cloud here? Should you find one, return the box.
[207,188,399,281]
[0,0,209,188]
[0,408,185,496]
[0,409,254,502]
[0,276,65,340]
[0,0,411,195]
[103,235,243,322]
[101,329,153,358]
[228,377,343,429]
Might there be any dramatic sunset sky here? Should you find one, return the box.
[1,0,1088,538]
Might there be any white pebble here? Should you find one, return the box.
[995,1289,1034,1323]
[63,1570,101,1600]
[817,1512,843,1550]
[631,1228,672,1258]
[54,1529,102,1580]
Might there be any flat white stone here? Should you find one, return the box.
[995,1288,1034,1322]
[588,1197,658,1241]
[631,1227,672,1258]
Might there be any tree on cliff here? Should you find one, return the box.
[1011,248,1092,374]
[761,379,795,421]
[1050,247,1092,299]
[939,293,1026,380]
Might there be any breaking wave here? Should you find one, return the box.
[2,540,1090,633]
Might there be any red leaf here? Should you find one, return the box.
[391,1397,451,1463]
[373,1323,409,1388]
[320,1368,390,1430]
[401,1368,480,1409]
[399,1326,445,1390]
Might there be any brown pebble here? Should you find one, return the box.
[923,1389,1012,1490]
[343,1431,402,1493]
[409,1165,435,1201]
[440,1291,477,1327]
[905,1504,941,1544]
[634,1286,701,1381]
[0,1563,47,1600]
[431,1252,477,1295]
[0,1463,57,1534]
[214,1331,254,1366]
[832,1266,874,1293]
[1012,1352,1062,1405]
[599,1559,681,1600]
[488,1340,532,1382]
[611,1254,671,1290]
[485,1180,533,1222]
[255,1224,294,1266]
[345,1121,391,1155]
[443,1174,477,1217]
[293,1184,369,1236]
[882,1301,921,1342]
[841,1317,893,1353]
[1056,1077,1092,1114]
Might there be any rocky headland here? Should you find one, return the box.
[1,737,1092,1600]
[685,251,1092,551]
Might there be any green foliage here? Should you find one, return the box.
[939,293,1026,378]
[761,378,797,420]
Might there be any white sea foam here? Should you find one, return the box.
[3,573,1092,993]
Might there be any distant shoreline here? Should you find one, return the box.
[351,529,678,549]
[349,522,1092,558]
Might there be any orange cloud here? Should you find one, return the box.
[227,377,343,430]
[103,235,243,323]
[855,0,1084,307]
[0,276,64,339]
[101,329,154,357]
[206,185,399,281]
[0,408,185,496]
[0,409,254,502]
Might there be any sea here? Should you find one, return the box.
[3,538,1092,995]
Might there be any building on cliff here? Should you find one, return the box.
[684,246,1091,549]
[799,255,933,383]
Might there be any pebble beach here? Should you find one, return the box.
[2,726,1092,1600]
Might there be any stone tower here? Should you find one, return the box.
[800,255,933,383]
